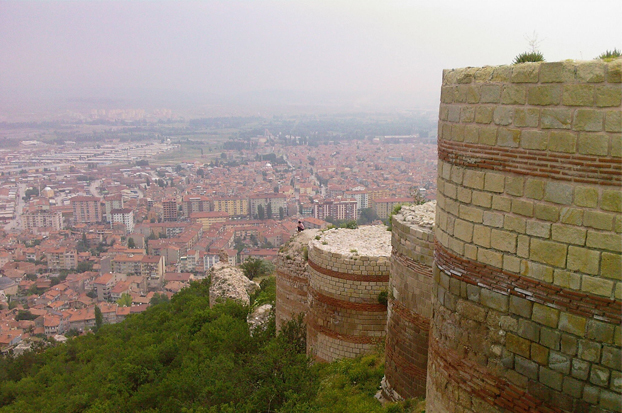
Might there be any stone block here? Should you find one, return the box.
[526,221,550,238]
[578,132,610,156]
[440,86,455,103]
[611,370,622,393]
[503,255,520,272]
[456,67,477,84]
[601,190,622,213]
[518,318,540,342]
[505,176,524,196]
[574,186,599,208]
[552,225,587,245]
[584,210,615,231]
[563,84,595,106]
[509,295,532,318]
[467,284,481,302]
[568,246,601,275]
[549,351,572,374]
[463,170,485,190]
[451,124,464,140]
[454,219,473,243]
[504,215,526,233]
[540,62,574,83]
[521,261,553,283]
[560,207,583,225]
[553,269,581,290]
[492,195,512,212]
[548,130,577,153]
[558,312,587,337]
[460,205,482,223]
[478,126,497,145]
[475,106,494,124]
[587,231,622,252]
[493,107,514,126]
[520,130,548,150]
[540,366,563,391]
[583,384,600,404]
[578,339,601,362]
[605,110,622,133]
[474,66,494,82]
[511,63,540,83]
[531,343,549,365]
[480,84,501,103]
[572,358,591,380]
[581,275,614,296]
[472,191,492,208]
[457,186,472,203]
[530,239,567,267]
[541,108,572,129]
[456,299,487,322]
[473,225,491,248]
[574,109,604,132]
[595,85,622,107]
[483,211,504,228]
[563,376,585,398]
[590,365,610,387]
[532,303,560,328]
[480,288,508,312]
[512,199,534,217]
[601,345,621,370]
[600,389,622,412]
[606,59,622,82]
[535,204,560,222]
[507,333,531,358]
[525,179,545,200]
[517,235,530,258]
[515,355,539,379]
[544,181,574,205]
[561,334,578,356]
[501,85,526,104]
[577,61,605,82]
[497,128,521,147]
[601,252,622,280]
[586,319,615,343]
[514,107,540,127]
[460,107,476,123]
[491,65,512,82]
[528,85,563,106]
[477,248,503,268]
[491,229,517,253]
[540,327,561,350]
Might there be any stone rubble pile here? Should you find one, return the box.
[208,262,259,308]
[394,201,436,229]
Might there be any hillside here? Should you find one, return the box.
[0,279,421,413]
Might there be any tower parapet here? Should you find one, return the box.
[428,60,621,412]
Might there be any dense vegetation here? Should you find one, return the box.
[0,279,422,413]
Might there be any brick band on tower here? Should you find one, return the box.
[428,60,621,413]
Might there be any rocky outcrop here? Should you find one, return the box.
[208,262,259,308]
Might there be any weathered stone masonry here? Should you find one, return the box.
[306,226,391,362]
[428,60,621,413]
[383,202,436,400]
[274,229,319,331]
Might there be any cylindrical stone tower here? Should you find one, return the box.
[383,201,436,400]
[428,60,621,412]
[307,226,391,362]
[274,229,318,330]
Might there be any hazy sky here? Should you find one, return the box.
[1,0,620,113]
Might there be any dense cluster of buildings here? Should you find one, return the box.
[0,137,436,353]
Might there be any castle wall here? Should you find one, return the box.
[383,202,436,400]
[428,60,621,413]
[274,229,318,330]
[306,227,391,362]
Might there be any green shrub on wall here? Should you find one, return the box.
[513,51,544,64]
[598,48,621,61]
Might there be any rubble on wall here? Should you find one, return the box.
[247,303,273,334]
[208,262,259,308]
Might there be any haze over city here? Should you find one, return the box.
[1,0,620,118]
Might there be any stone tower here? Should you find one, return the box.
[428,60,621,412]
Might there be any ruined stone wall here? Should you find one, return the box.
[428,60,621,413]
[306,226,391,362]
[274,229,318,330]
[383,202,436,400]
